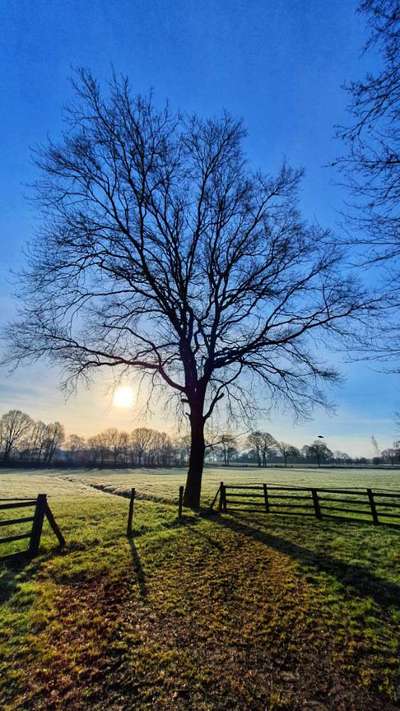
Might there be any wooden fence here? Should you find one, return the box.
[0,494,65,561]
[211,482,400,525]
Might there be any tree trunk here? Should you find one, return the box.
[183,406,205,509]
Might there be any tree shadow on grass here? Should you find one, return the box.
[128,538,148,600]
[210,512,400,611]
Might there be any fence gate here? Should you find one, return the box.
[0,494,65,562]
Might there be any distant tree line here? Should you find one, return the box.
[0,410,65,465]
[2,409,400,468]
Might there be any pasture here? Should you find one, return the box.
[62,463,400,503]
[1,467,400,709]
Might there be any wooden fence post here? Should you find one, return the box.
[263,484,269,513]
[44,502,65,548]
[367,488,379,525]
[218,482,224,512]
[311,489,322,520]
[209,484,221,510]
[29,494,47,557]
[223,484,227,513]
[127,488,136,537]
[178,485,184,519]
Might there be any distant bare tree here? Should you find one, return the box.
[219,433,237,465]
[247,431,263,467]
[42,422,65,464]
[247,431,277,466]
[332,450,352,464]
[130,427,155,466]
[65,433,86,453]
[259,432,277,466]
[149,430,173,466]
[276,441,300,467]
[101,428,123,466]
[29,420,49,462]
[303,441,333,467]
[381,446,399,464]
[0,410,33,463]
[87,433,106,466]
[3,71,369,507]
[65,433,86,464]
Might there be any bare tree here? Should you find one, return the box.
[276,441,300,467]
[247,431,263,467]
[337,1,400,263]
[149,430,173,466]
[87,433,106,466]
[130,427,155,466]
[259,432,277,466]
[303,441,333,467]
[65,433,86,453]
[381,446,400,464]
[0,410,33,463]
[29,420,49,463]
[101,428,124,466]
[219,433,237,465]
[42,422,65,464]
[3,71,369,507]
[65,433,86,464]
[247,430,277,466]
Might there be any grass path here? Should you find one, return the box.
[1,474,400,709]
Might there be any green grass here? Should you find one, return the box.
[4,463,398,505]
[1,470,400,709]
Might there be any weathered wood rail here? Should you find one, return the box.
[0,494,65,561]
[211,482,400,525]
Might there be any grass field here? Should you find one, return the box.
[1,468,400,709]
[59,463,400,502]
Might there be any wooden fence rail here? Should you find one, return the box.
[211,483,400,525]
[0,494,65,561]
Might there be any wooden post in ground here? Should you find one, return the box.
[29,494,47,557]
[178,485,184,519]
[44,502,65,548]
[127,488,136,537]
[209,484,221,510]
[218,482,224,512]
[367,488,379,525]
[263,484,269,513]
[311,489,322,520]
[222,483,227,513]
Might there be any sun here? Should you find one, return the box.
[113,385,135,409]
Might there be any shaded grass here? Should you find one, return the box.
[1,475,400,708]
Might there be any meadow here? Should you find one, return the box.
[1,467,400,709]
[61,463,400,503]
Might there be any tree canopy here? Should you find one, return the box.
[3,70,370,506]
[338,0,400,262]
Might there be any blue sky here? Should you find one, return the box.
[0,0,398,454]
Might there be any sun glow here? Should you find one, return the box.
[113,385,135,409]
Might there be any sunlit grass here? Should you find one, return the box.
[1,472,400,708]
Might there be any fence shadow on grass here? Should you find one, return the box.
[210,512,400,612]
[128,539,148,600]
[0,548,65,605]
[186,524,225,552]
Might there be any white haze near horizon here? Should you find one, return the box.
[0,357,397,458]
